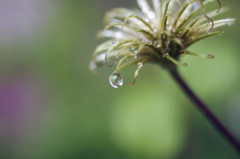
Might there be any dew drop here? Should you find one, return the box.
[90,62,97,70]
[226,18,235,26]
[138,38,144,43]
[112,40,118,45]
[130,47,138,54]
[120,39,125,43]
[138,62,143,68]
[109,73,123,88]
[162,53,169,57]
[148,40,152,45]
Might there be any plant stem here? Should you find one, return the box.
[169,68,240,154]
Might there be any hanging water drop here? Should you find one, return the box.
[130,47,138,54]
[109,73,123,88]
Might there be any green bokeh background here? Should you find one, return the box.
[0,0,239,158]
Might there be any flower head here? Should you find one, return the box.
[89,0,236,88]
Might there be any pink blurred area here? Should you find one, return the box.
[0,0,51,155]
[0,69,48,152]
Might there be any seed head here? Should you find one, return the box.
[89,0,236,88]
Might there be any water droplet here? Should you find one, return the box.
[138,62,143,68]
[138,38,144,43]
[109,73,123,88]
[156,44,161,48]
[120,39,125,43]
[130,47,138,54]
[90,62,97,70]
[226,17,235,26]
[148,40,152,45]
[112,40,118,45]
[162,53,169,57]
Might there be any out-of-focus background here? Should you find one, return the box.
[0,0,239,158]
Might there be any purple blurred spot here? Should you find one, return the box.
[0,71,47,146]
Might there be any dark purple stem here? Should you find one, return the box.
[170,68,240,154]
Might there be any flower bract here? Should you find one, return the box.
[89,0,236,88]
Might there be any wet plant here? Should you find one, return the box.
[89,0,240,154]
